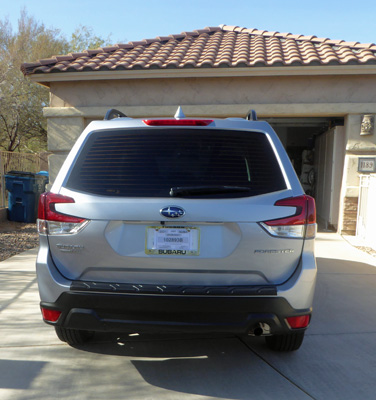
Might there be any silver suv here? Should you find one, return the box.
[37,108,316,351]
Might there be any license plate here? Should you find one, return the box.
[145,226,200,256]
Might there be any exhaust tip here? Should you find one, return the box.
[248,322,271,336]
[253,326,264,336]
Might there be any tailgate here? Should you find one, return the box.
[47,190,303,286]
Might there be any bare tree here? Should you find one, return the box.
[0,10,68,152]
[0,9,113,152]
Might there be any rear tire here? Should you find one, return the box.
[55,326,94,346]
[265,332,305,351]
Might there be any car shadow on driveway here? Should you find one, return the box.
[72,334,307,400]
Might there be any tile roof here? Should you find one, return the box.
[21,25,376,76]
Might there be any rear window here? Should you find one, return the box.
[66,128,287,197]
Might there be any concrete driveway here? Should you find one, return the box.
[0,233,375,400]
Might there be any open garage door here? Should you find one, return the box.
[266,117,345,231]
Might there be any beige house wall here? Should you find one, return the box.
[49,75,376,109]
[44,74,376,234]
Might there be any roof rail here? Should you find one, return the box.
[245,110,257,121]
[104,109,127,120]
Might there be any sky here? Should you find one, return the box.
[2,0,376,48]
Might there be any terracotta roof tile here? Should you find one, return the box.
[355,43,374,49]
[311,37,327,43]
[275,32,292,38]
[54,55,75,62]
[21,25,376,76]
[300,35,317,41]
[34,66,50,73]
[168,34,185,40]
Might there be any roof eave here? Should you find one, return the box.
[28,64,376,86]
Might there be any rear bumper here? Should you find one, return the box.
[36,239,316,335]
[41,290,311,335]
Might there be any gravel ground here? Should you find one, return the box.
[0,221,39,261]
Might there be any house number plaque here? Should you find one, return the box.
[358,158,376,173]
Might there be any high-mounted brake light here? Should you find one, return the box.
[260,195,316,239]
[37,192,89,235]
[143,119,213,126]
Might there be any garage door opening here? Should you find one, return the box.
[267,117,345,231]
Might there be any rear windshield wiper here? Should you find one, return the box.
[169,186,252,197]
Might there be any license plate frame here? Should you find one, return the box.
[145,226,200,256]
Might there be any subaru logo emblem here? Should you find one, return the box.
[160,206,185,218]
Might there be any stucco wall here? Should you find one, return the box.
[49,75,376,109]
[341,114,376,198]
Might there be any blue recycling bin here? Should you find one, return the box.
[5,171,49,223]
[36,171,49,183]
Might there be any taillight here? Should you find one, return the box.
[286,315,310,329]
[260,195,316,239]
[37,192,89,235]
[41,308,61,322]
[143,119,213,126]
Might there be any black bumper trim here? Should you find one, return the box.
[70,281,277,296]
[41,290,311,335]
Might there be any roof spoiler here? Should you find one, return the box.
[245,109,257,121]
[104,109,127,120]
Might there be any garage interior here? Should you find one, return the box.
[267,117,345,231]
